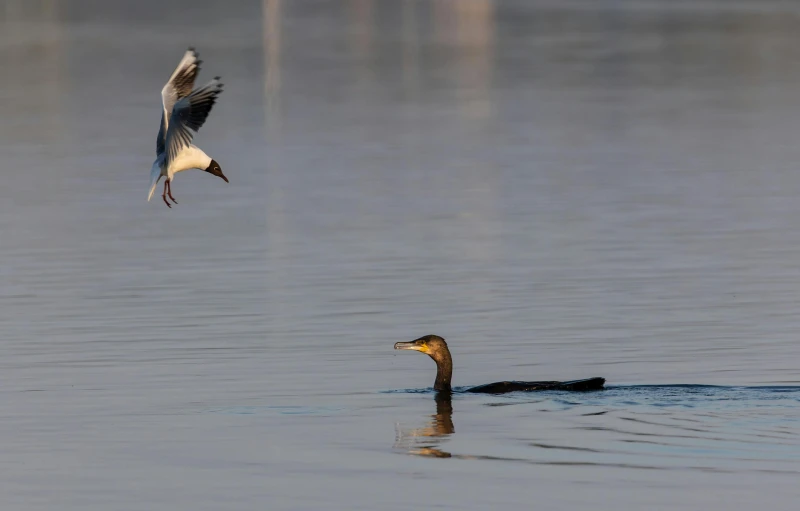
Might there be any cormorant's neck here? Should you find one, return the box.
[432,351,453,392]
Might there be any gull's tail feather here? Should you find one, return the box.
[148,165,162,201]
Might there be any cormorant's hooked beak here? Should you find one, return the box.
[394,341,428,354]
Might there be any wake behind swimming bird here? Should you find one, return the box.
[148,48,228,208]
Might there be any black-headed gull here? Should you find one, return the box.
[148,48,228,208]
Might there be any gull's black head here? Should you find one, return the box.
[204,159,228,183]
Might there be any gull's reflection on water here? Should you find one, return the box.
[394,392,455,458]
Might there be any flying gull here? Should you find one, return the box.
[148,48,228,208]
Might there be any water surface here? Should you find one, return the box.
[2,0,800,509]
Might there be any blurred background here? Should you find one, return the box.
[2,0,800,509]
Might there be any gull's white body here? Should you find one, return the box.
[148,145,212,201]
[148,48,225,205]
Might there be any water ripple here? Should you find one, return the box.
[394,385,800,473]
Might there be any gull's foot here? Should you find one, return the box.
[166,181,178,204]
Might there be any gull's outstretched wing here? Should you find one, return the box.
[164,78,224,167]
[157,48,202,156]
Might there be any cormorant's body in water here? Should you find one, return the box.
[394,334,605,394]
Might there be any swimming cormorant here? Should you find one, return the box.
[394,334,605,394]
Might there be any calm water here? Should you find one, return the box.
[2,0,800,508]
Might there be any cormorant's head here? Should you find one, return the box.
[395,334,454,393]
[204,159,229,183]
[394,334,450,362]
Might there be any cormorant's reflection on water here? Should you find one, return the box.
[394,392,454,458]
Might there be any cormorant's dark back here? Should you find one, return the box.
[394,334,605,394]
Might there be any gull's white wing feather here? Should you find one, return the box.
[157,48,201,156]
[164,78,224,167]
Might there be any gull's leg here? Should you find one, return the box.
[162,180,172,208]
[166,180,178,204]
